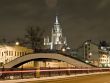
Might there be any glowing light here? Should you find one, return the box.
[15,42,19,45]
[89,52,92,56]
[85,42,88,45]
[1,68,110,74]
[85,60,89,63]
[62,48,66,52]
[66,47,70,50]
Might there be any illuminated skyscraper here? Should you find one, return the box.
[44,16,67,50]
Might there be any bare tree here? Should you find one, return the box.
[99,41,109,47]
[25,26,45,52]
[0,38,7,44]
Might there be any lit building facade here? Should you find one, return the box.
[0,43,73,68]
[33,60,74,68]
[98,52,110,67]
[77,40,99,66]
[98,46,110,67]
[0,44,33,67]
[44,16,67,50]
[77,40,110,67]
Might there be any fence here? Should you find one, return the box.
[0,67,110,80]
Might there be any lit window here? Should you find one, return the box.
[11,51,13,56]
[9,51,10,56]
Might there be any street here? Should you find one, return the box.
[25,73,110,83]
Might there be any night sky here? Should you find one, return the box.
[0,0,110,48]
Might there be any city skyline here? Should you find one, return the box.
[0,0,110,48]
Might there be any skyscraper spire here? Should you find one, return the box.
[44,15,68,50]
[55,16,59,24]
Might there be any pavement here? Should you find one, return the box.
[0,72,109,83]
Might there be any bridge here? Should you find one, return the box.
[1,52,93,68]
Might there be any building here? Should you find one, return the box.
[33,60,74,68]
[98,44,110,67]
[0,43,33,67]
[44,16,68,50]
[77,40,110,67]
[0,42,73,68]
[77,40,99,63]
[99,52,110,67]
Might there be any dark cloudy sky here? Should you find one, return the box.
[0,0,110,48]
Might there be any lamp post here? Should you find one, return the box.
[62,48,66,52]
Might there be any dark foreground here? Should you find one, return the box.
[25,73,110,83]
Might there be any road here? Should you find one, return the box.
[25,73,110,83]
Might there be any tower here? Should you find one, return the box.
[51,16,66,50]
[44,16,68,50]
[51,16,62,45]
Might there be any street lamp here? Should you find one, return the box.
[15,41,20,46]
[62,48,66,52]
[85,60,89,63]
[89,52,92,56]
[85,42,88,45]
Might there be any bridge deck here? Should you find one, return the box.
[1,52,94,68]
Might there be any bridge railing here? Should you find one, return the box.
[0,67,110,80]
[0,49,96,68]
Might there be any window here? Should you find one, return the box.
[20,52,22,56]
[11,51,13,56]
[9,51,11,56]
[2,52,3,56]
[7,51,8,56]
[15,51,16,56]
[88,47,90,50]
[17,52,19,56]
